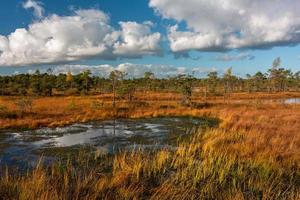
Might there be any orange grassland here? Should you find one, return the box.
[0,91,299,163]
[0,92,300,199]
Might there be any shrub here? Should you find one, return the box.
[90,100,104,109]
[190,102,212,109]
[64,88,79,96]
[67,100,77,111]
[0,104,7,113]
[159,105,176,109]
[15,97,33,114]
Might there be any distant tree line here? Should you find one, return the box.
[0,58,299,98]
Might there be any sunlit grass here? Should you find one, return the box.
[0,92,300,199]
[0,127,299,199]
[0,91,299,130]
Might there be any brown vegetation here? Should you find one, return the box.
[0,91,299,129]
[0,92,300,199]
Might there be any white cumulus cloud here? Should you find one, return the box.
[149,0,300,52]
[0,8,161,66]
[113,21,162,58]
[23,0,44,18]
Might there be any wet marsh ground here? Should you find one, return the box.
[0,91,299,130]
[0,92,299,199]
[0,117,217,168]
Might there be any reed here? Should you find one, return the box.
[0,92,299,199]
[0,92,299,130]
[0,127,299,199]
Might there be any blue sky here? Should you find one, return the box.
[0,0,300,77]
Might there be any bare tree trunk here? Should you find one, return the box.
[204,85,208,102]
[223,86,227,103]
[112,79,116,108]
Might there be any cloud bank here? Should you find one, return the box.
[149,0,300,52]
[216,53,255,61]
[31,63,214,78]
[0,6,161,66]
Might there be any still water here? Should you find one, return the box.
[280,98,300,104]
[233,98,300,104]
[0,117,209,168]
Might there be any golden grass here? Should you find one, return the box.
[0,91,299,129]
[1,92,300,161]
[0,92,300,199]
[1,128,299,199]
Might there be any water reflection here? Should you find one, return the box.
[0,117,205,168]
[233,98,300,105]
[262,98,300,104]
[282,98,300,104]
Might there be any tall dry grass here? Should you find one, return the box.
[0,128,299,199]
[0,92,299,199]
[0,92,299,130]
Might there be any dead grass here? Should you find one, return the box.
[0,128,299,199]
[0,92,300,199]
[0,92,299,129]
